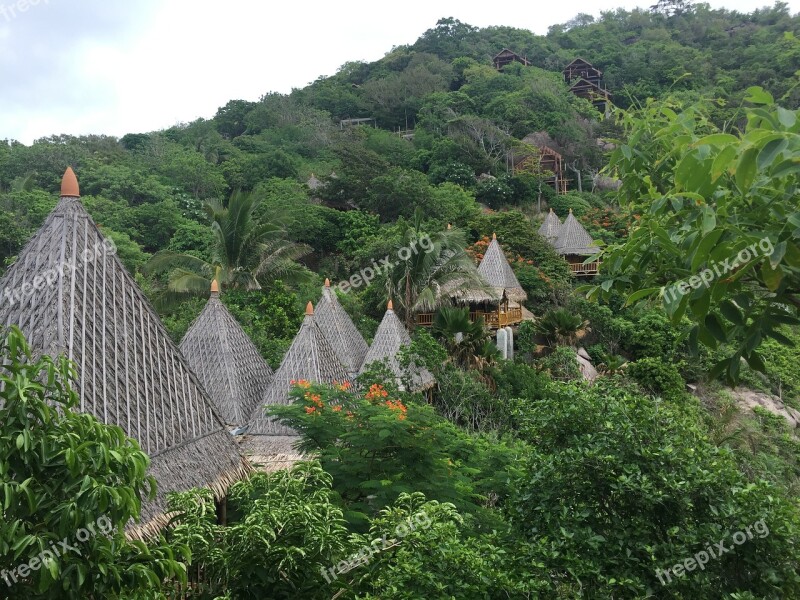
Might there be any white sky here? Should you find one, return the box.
[0,0,794,143]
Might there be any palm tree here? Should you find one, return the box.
[145,190,311,304]
[535,308,589,348]
[385,211,493,329]
[432,306,498,370]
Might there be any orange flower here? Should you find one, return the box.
[365,383,389,400]
[305,406,316,414]
[294,379,311,389]
[332,405,342,412]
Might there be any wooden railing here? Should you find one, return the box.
[569,261,600,276]
[415,307,523,329]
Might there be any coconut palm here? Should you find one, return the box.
[145,190,311,304]
[432,306,498,370]
[385,211,493,329]
[535,308,589,348]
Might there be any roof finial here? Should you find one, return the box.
[387,299,393,311]
[549,207,554,213]
[569,208,573,214]
[210,279,219,294]
[324,278,330,288]
[61,167,80,197]
[492,232,497,240]
[305,301,314,316]
[447,223,452,230]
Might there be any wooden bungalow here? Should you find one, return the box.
[569,79,612,111]
[0,168,251,539]
[415,234,528,329]
[512,133,568,194]
[241,301,351,472]
[315,278,368,378]
[493,48,531,70]
[538,208,563,244]
[562,57,603,86]
[553,209,600,276]
[180,280,274,426]
[360,300,434,392]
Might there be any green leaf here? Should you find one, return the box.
[719,300,745,326]
[744,86,774,105]
[776,107,797,128]
[770,241,787,269]
[624,288,661,307]
[735,147,758,193]
[761,262,783,291]
[757,138,788,171]
[691,229,725,271]
[705,314,728,343]
[694,133,738,147]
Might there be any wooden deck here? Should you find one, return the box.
[415,307,523,329]
[569,261,600,277]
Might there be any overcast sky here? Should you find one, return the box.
[0,0,794,143]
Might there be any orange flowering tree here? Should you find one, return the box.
[269,380,483,528]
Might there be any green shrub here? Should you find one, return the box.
[627,357,686,399]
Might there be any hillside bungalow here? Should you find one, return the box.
[180,280,274,426]
[315,279,368,378]
[493,48,531,70]
[0,169,250,538]
[552,209,601,276]
[415,233,528,329]
[360,300,435,392]
[241,301,351,471]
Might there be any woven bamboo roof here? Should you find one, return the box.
[477,234,527,302]
[538,208,563,243]
[180,283,274,425]
[0,168,250,539]
[360,300,435,392]
[315,279,368,376]
[554,209,597,256]
[242,301,351,469]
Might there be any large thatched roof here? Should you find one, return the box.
[538,208,563,243]
[477,234,528,302]
[0,169,250,539]
[241,301,351,470]
[315,279,368,376]
[554,209,597,256]
[180,281,274,425]
[359,300,435,392]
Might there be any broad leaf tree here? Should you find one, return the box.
[586,88,800,382]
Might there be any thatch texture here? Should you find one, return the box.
[0,171,250,538]
[477,235,528,302]
[555,210,597,256]
[538,208,563,244]
[360,303,435,392]
[315,282,368,376]
[180,288,274,425]
[243,304,351,469]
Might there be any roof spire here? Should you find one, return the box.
[569,208,573,213]
[61,167,80,197]
[210,279,219,294]
[305,301,314,316]
[324,278,330,288]
[492,232,497,240]
[387,299,393,311]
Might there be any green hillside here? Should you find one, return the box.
[2,1,800,597]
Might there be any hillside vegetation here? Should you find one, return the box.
[1,2,800,598]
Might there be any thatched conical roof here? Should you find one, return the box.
[554,209,596,256]
[315,279,368,376]
[477,234,527,302]
[538,208,563,244]
[360,300,434,392]
[0,169,250,539]
[242,301,351,470]
[180,283,274,425]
